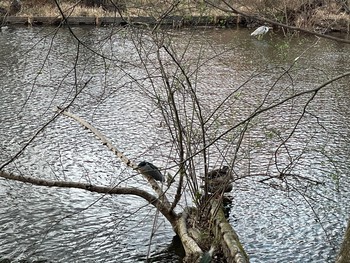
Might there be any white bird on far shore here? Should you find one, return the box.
[251,25,272,38]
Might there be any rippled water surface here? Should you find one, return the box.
[0,26,350,262]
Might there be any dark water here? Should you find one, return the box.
[0,25,349,262]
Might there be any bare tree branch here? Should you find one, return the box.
[0,170,178,225]
[54,106,172,208]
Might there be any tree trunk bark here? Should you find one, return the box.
[210,199,249,263]
[336,219,350,263]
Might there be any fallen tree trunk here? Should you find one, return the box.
[336,219,350,263]
[210,199,249,263]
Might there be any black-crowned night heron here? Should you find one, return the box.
[251,25,272,38]
[207,166,229,179]
[201,166,233,193]
[206,177,233,193]
[136,161,165,182]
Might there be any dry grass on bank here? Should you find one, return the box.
[0,0,227,18]
[1,0,116,17]
[0,0,349,32]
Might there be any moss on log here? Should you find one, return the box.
[210,199,249,263]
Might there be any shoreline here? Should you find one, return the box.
[1,15,349,34]
[1,15,242,28]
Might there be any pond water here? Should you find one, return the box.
[0,25,349,263]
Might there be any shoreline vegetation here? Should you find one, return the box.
[0,0,349,33]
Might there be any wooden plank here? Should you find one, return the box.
[98,16,124,26]
[31,17,61,25]
[3,16,28,24]
[65,16,96,25]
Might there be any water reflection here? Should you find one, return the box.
[0,26,349,262]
